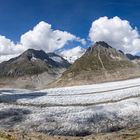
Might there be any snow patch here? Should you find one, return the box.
[31,56,37,61]
[49,56,63,63]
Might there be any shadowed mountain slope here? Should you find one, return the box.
[0,49,70,89]
[0,49,70,77]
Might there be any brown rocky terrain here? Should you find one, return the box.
[49,41,140,87]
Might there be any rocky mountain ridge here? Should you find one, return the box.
[1,41,140,89]
[0,49,70,89]
[0,49,70,77]
[49,41,140,87]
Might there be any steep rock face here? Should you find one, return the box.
[50,41,140,87]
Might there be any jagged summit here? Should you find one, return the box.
[23,48,45,54]
[86,41,112,53]
[95,41,112,48]
[18,49,50,61]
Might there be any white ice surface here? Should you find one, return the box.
[0,78,140,135]
[1,77,139,105]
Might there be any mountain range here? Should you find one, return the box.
[1,41,140,89]
[0,49,70,89]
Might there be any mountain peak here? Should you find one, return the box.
[22,49,47,60]
[0,48,70,77]
[94,41,112,48]
[86,41,112,53]
[24,48,45,55]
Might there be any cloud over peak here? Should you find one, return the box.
[60,46,86,63]
[89,16,140,54]
[0,21,85,62]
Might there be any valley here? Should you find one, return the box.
[0,42,140,139]
[0,77,140,138]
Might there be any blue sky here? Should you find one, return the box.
[1,0,140,62]
[0,0,140,41]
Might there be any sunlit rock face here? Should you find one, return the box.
[51,41,140,87]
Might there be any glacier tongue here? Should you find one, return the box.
[0,78,140,136]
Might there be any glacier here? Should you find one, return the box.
[0,78,140,136]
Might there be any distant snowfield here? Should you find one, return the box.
[0,78,140,136]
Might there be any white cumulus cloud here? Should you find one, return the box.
[89,16,140,54]
[0,36,24,55]
[20,21,85,52]
[0,21,85,62]
[60,46,86,63]
[0,54,19,63]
